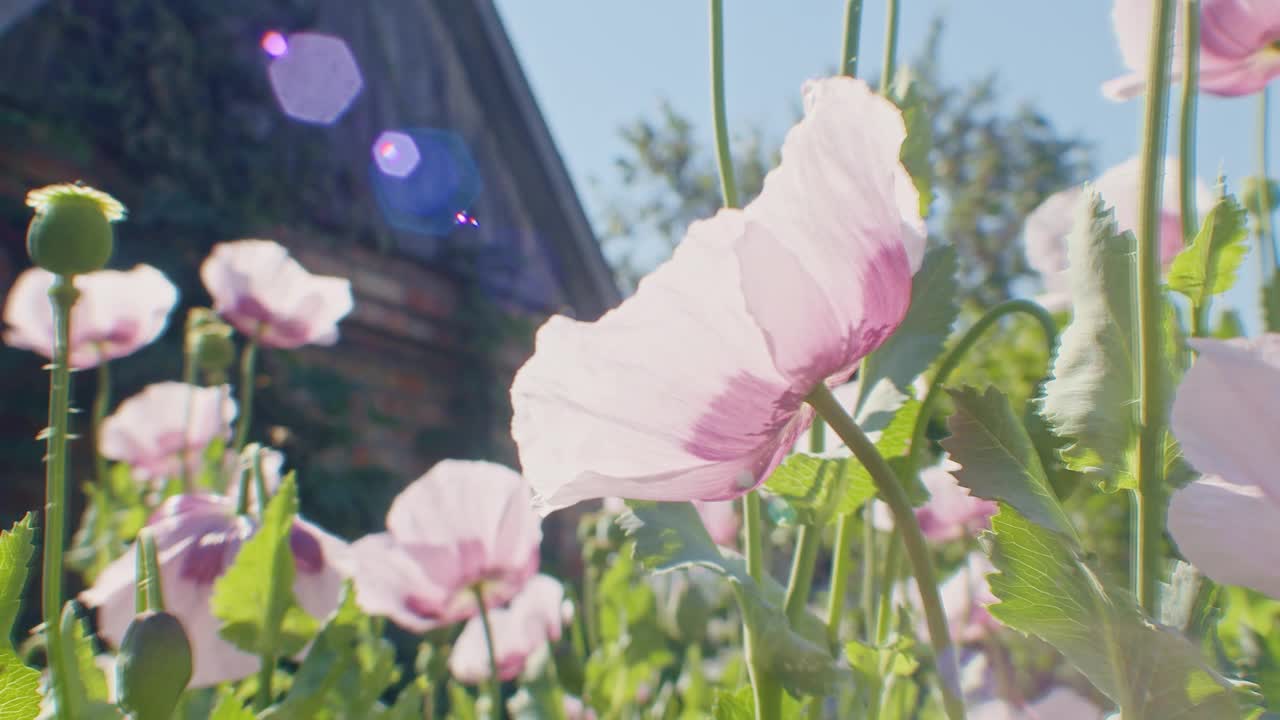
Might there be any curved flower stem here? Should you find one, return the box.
[825,513,856,645]
[909,300,1058,474]
[709,0,738,209]
[473,586,504,719]
[231,339,258,453]
[840,0,865,77]
[807,384,966,720]
[879,0,901,94]
[42,276,79,719]
[1133,0,1177,615]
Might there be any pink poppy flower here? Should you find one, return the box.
[874,460,998,543]
[904,553,1000,645]
[1167,335,1280,598]
[3,265,178,369]
[693,500,739,548]
[1023,156,1211,312]
[510,77,924,514]
[561,695,598,720]
[79,494,349,687]
[100,382,236,484]
[448,574,565,684]
[350,460,543,632]
[200,239,353,349]
[1105,0,1280,100]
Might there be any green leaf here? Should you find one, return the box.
[208,689,256,720]
[858,246,959,429]
[617,502,845,697]
[940,387,1079,544]
[259,584,361,720]
[1167,191,1249,306]
[0,514,40,720]
[711,687,753,720]
[766,399,919,524]
[212,475,319,657]
[378,678,427,720]
[892,69,934,219]
[984,506,1239,718]
[1040,192,1139,476]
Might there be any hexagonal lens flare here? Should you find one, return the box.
[370,128,482,237]
[267,32,363,125]
[372,131,421,178]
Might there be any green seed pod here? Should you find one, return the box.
[24,184,125,276]
[116,610,193,720]
[188,325,236,375]
[1241,176,1280,219]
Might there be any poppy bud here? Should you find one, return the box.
[116,610,193,720]
[24,184,124,276]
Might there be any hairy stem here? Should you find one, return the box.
[709,0,738,209]
[42,275,78,719]
[1132,0,1177,615]
[807,384,966,720]
[879,0,901,94]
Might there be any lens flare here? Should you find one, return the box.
[261,31,288,58]
[372,131,420,178]
[267,32,363,125]
[370,128,482,238]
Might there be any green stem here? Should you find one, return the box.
[1260,89,1276,274]
[807,384,966,720]
[136,530,165,613]
[474,586,504,720]
[1132,0,1177,615]
[180,351,198,492]
[909,300,1058,474]
[42,275,78,720]
[1177,0,1200,249]
[734,584,783,720]
[231,339,258,453]
[709,0,738,209]
[860,506,877,641]
[825,513,856,646]
[783,420,826,624]
[92,362,111,493]
[879,0,901,94]
[255,655,275,710]
[840,0,865,77]
[743,492,766,583]
[874,534,902,645]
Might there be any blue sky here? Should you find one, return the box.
[495,1,1270,322]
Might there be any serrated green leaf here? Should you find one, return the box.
[941,387,1079,544]
[1168,191,1249,306]
[212,475,319,658]
[984,506,1239,718]
[859,246,959,429]
[0,514,40,720]
[1040,192,1138,476]
[892,68,934,219]
[259,584,361,720]
[766,399,919,524]
[61,605,120,720]
[617,502,845,697]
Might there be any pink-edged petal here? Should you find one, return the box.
[511,210,805,512]
[1023,187,1082,298]
[1200,0,1280,60]
[386,461,538,551]
[349,533,447,633]
[1172,335,1280,501]
[915,465,998,543]
[99,383,236,483]
[447,574,565,684]
[1168,476,1280,598]
[693,499,739,548]
[200,239,353,349]
[290,519,350,621]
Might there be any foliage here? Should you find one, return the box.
[0,515,40,720]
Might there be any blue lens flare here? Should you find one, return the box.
[370,128,482,238]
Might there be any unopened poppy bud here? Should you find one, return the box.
[116,610,193,720]
[188,322,236,375]
[24,183,125,276]
[1241,177,1280,219]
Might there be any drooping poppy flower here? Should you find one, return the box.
[1105,0,1280,100]
[200,239,353,349]
[874,460,998,544]
[79,494,349,687]
[350,460,543,631]
[1167,335,1280,599]
[1023,156,1211,311]
[3,265,178,369]
[100,382,236,485]
[447,574,565,684]
[510,77,924,514]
